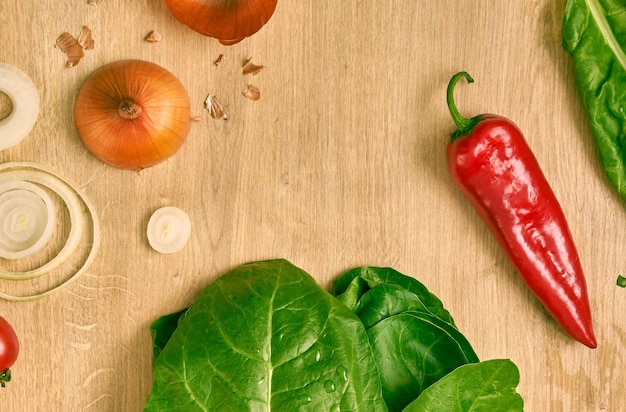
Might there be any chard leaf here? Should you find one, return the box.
[402,359,524,412]
[143,259,387,412]
[563,0,626,200]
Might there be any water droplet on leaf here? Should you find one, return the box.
[298,394,312,405]
[336,365,348,381]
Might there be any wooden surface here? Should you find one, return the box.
[1,1,625,410]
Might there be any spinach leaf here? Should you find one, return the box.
[333,266,455,326]
[143,259,388,412]
[403,359,524,412]
[369,312,479,412]
[149,308,187,367]
[333,267,477,411]
[563,0,626,200]
[144,262,523,412]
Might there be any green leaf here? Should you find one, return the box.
[333,266,477,411]
[333,266,456,326]
[402,359,524,412]
[334,275,370,311]
[149,308,188,366]
[563,0,626,200]
[369,312,479,412]
[143,259,387,412]
[617,274,626,287]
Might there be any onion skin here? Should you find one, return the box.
[164,0,278,45]
[74,60,191,170]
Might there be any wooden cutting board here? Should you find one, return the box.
[1,1,624,410]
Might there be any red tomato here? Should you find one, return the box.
[0,315,19,387]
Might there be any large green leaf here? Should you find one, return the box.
[332,266,477,411]
[403,359,524,412]
[563,0,626,200]
[369,312,479,412]
[143,259,387,411]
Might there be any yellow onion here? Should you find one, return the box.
[164,0,278,45]
[74,59,191,170]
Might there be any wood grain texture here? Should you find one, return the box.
[1,0,625,410]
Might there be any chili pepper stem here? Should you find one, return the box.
[447,72,483,142]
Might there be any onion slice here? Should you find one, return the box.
[0,63,39,150]
[147,206,191,254]
[0,162,100,301]
[0,181,56,260]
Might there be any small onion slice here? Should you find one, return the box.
[0,181,56,260]
[0,162,100,301]
[0,63,39,150]
[147,206,191,254]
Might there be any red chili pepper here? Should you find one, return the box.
[445,72,597,348]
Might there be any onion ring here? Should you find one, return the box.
[0,63,39,151]
[0,162,100,301]
[0,180,56,260]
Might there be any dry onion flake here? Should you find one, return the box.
[214,54,225,66]
[242,58,265,76]
[242,84,260,101]
[145,30,163,42]
[204,94,228,120]
[56,26,95,67]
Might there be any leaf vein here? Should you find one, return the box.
[586,0,626,71]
